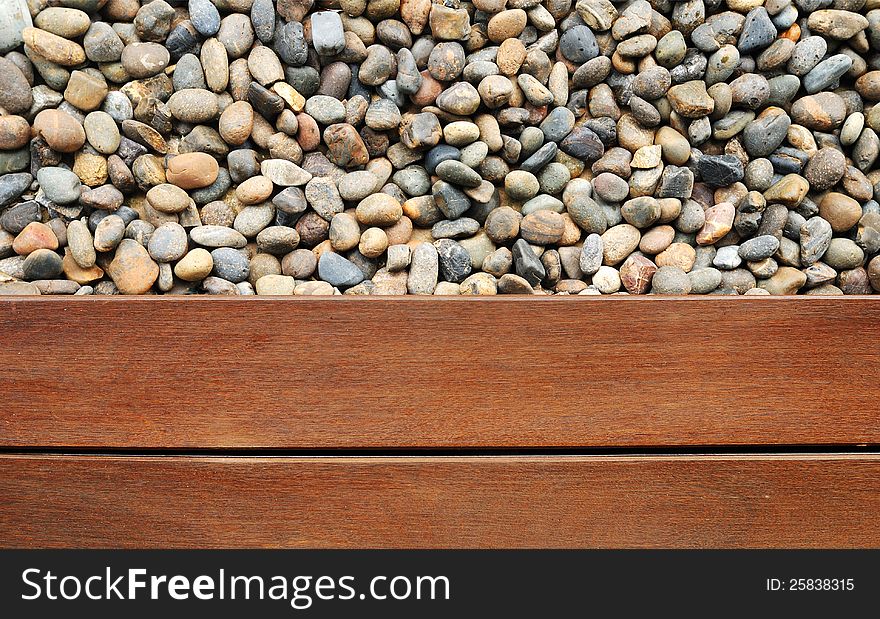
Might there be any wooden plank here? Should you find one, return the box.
[0,297,878,448]
[1,454,877,548]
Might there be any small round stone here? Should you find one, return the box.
[166,153,220,190]
[37,167,82,205]
[819,192,862,233]
[121,42,170,79]
[651,266,692,295]
[33,110,86,153]
[505,171,540,201]
[356,193,403,226]
[211,247,250,283]
[174,248,213,281]
[148,223,188,263]
[145,180,190,214]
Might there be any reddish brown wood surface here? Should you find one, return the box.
[1,454,877,548]
[0,297,878,448]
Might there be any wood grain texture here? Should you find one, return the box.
[1,454,878,548]
[1,297,878,448]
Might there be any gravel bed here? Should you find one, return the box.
[0,0,879,296]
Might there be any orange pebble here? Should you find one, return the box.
[781,23,801,43]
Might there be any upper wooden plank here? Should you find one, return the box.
[0,297,878,448]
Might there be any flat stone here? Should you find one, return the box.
[739,235,780,261]
[190,225,248,248]
[698,155,744,187]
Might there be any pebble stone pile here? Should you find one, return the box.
[1,0,880,296]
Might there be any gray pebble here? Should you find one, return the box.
[37,168,81,205]
[148,222,188,262]
[318,250,365,288]
[211,247,250,283]
[739,235,780,261]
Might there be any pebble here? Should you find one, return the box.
[697,202,735,246]
[407,242,439,294]
[689,268,722,294]
[804,55,853,95]
[33,109,86,153]
[147,222,188,263]
[620,255,657,295]
[713,246,742,270]
[698,155,744,188]
[121,42,170,79]
[667,81,715,118]
[807,10,868,40]
[22,248,63,281]
[94,215,126,252]
[758,266,807,295]
[13,222,58,255]
[67,220,95,268]
[800,217,833,266]
[37,167,81,205]
[739,236,780,262]
[211,247,250,283]
[312,11,346,56]
[602,224,641,265]
[189,0,221,37]
[738,8,776,54]
[106,239,158,294]
[512,239,545,285]
[174,248,213,281]
[560,25,599,63]
[651,266,692,295]
[0,57,33,115]
[162,153,218,190]
[23,27,85,66]
[804,148,846,192]
[318,251,364,288]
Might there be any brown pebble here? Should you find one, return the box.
[0,116,31,151]
[33,109,86,153]
[165,153,220,189]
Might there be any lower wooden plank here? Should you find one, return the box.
[1,454,877,548]
[0,297,879,449]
